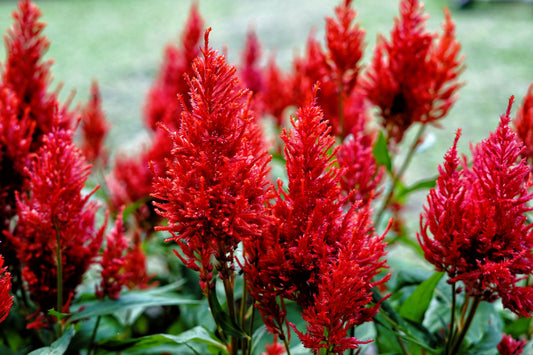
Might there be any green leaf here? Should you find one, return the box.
[70,284,199,322]
[207,289,249,340]
[396,177,437,200]
[373,130,392,173]
[28,327,75,355]
[399,271,444,323]
[100,326,226,352]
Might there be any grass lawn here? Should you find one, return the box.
[1,0,532,221]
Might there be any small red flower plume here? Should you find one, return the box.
[362,0,464,142]
[498,334,526,355]
[419,98,533,317]
[144,2,203,132]
[240,29,263,95]
[10,127,104,328]
[96,207,130,300]
[0,253,13,323]
[80,80,110,166]
[514,83,533,163]
[152,29,272,294]
[2,0,74,144]
[245,89,388,352]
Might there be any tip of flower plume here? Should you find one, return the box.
[505,95,515,119]
[204,27,212,48]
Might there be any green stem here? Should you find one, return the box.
[450,297,481,355]
[445,283,457,355]
[53,218,64,337]
[375,123,427,227]
[88,315,102,355]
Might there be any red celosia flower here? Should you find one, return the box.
[0,253,13,323]
[337,106,383,206]
[96,207,130,300]
[497,334,526,355]
[240,29,263,95]
[2,0,74,146]
[143,2,203,132]
[261,336,285,355]
[419,98,533,317]
[80,80,110,166]
[362,0,464,142]
[123,229,151,290]
[244,90,388,352]
[10,128,104,328]
[260,56,293,128]
[152,29,272,294]
[514,83,533,163]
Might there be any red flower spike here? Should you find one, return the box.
[261,56,293,128]
[96,207,130,300]
[261,336,285,355]
[362,0,464,143]
[245,90,388,351]
[2,0,74,145]
[514,83,533,163]
[498,334,526,355]
[123,229,152,290]
[80,80,110,166]
[152,29,272,294]
[0,253,13,323]
[240,29,263,95]
[337,106,384,206]
[143,2,204,132]
[419,98,533,317]
[11,128,104,328]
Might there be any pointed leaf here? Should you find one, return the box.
[28,327,75,355]
[399,271,444,323]
[208,289,248,339]
[373,130,392,173]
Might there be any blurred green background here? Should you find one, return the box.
[0,0,532,219]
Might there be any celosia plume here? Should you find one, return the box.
[152,29,272,294]
[0,253,13,323]
[10,128,104,328]
[497,334,526,355]
[362,0,464,142]
[97,207,130,300]
[144,2,203,132]
[419,98,533,317]
[80,80,110,166]
[514,83,533,163]
[245,90,388,353]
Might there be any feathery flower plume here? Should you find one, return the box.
[514,83,533,164]
[240,29,263,95]
[152,29,272,294]
[362,0,464,142]
[144,2,203,132]
[0,253,13,323]
[497,334,526,355]
[96,208,130,300]
[11,128,104,328]
[80,80,109,166]
[245,89,388,352]
[2,0,74,145]
[419,98,533,317]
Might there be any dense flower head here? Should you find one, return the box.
[143,2,203,132]
[362,0,464,142]
[0,253,13,323]
[337,106,383,206]
[260,56,293,128]
[419,98,533,316]
[514,83,533,164]
[9,127,104,328]
[80,80,110,166]
[1,0,74,146]
[244,90,388,352]
[240,29,263,95]
[96,208,130,300]
[152,29,272,294]
[497,334,526,355]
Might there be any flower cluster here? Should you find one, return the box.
[152,29,272,294]
[10,128,104,328]
[362,0,464,142]
[80,80,110,166]
[245,90,388,353]
[0,254,13,323]
[419,98,533,316]
[514,83,533,163]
